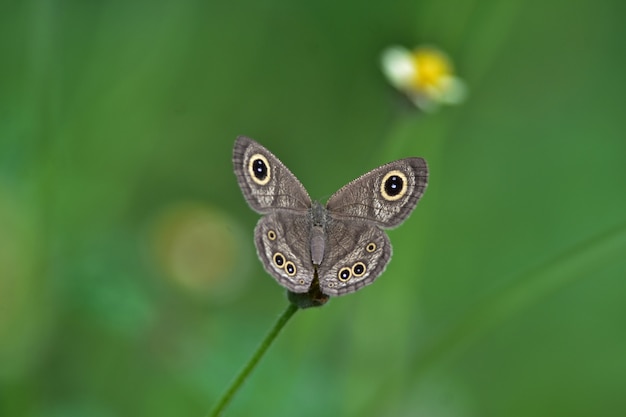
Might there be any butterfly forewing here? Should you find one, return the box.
[233,136,312,213]
[326,158,428,228]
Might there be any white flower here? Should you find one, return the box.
[381,45,467,112]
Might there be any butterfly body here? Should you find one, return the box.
[233,136,428,297]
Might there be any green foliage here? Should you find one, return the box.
[1,1,625,416]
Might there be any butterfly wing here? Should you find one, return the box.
[233,136,312,213]
[254,212,316,293]
[317,219,392,296]
[326,158,428,228]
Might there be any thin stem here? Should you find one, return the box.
[208,303,299,417]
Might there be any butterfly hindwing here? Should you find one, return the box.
[254,212,315,293]
[317,219,392,296]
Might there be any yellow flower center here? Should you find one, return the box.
[410,48,453,90]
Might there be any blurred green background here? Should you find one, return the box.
[2,0,626,416]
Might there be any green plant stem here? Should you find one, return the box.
[208,303,299,417]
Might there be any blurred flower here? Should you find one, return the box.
[381,45,467,112]
[147,202,249,299]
